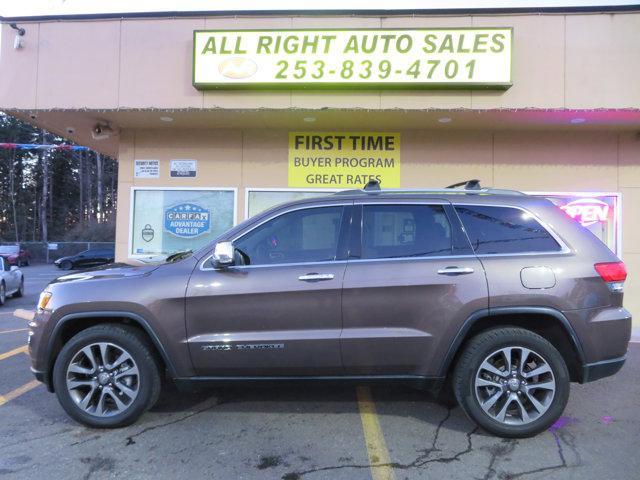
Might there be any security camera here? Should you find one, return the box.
[29,113,37,120]
[66,127,76,134]
[91,122,113,140]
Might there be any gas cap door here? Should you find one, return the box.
[520,266,556,289]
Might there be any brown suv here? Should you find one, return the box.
[28,182,631,437]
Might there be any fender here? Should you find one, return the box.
[44,310,178,387]
[437,306,587,378]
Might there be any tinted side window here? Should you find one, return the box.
[455,205,561,254]
[234,206,344,266]
[362,204,452,259]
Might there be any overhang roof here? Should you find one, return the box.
[7,107,640,158]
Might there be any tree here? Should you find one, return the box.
[0,112,118,242]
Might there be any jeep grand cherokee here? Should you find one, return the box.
[27,182,631,437]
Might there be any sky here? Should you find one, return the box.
[1,0,639,18]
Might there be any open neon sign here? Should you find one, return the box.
[560,198,609,227]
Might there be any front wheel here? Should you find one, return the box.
[0,282,5,306]
[60,260,73,270]
[52,324,161,428]
[453,327,570,438]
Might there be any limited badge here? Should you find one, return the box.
[142,224,155,242]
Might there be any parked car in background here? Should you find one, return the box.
[0,256,24,306]
[54,248,115,270]
[0,245,30,267]
[28,182,630,437]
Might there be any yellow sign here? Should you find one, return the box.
[288,132,401,188]
[193,28,512,89]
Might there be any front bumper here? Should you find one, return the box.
[581,355,627,383]
[30,366,47,385]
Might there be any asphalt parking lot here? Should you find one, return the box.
[0,264,638,479]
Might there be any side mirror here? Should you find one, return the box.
[212,241,235,269]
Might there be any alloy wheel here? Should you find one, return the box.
[474,346,556,425]
[66,342,140,417]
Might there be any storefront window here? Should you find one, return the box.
[246,189,338,219]
[131,188,236,257]
[528,192,620,255]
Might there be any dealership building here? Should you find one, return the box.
[1,3,639,328]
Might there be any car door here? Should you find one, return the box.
[185,202,352,376]
[341,198,488,376]
[0,257,18,292]
[74,250,90,268]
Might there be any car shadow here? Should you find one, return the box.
[150,380,472,434]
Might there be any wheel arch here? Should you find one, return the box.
[44,311,177,392]
[439,307,587,383]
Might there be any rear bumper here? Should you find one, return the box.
[581,355,626,383]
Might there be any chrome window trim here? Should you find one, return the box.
[200,258,347,272]
[198,200,574,271]
[452,203,573,256]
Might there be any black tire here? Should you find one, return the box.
[60,260,73,270]
[52,324,161,428]
[12,277,23,298]
[24,259,29,267]
[453,327,570,438]
[0,281,5,306]
[17,259,23,267]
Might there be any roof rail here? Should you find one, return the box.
[334,179,525,197]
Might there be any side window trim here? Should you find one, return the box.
[200,202,353,270]
[452,203,572,257]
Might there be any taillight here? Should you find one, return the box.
[594,262,627,292]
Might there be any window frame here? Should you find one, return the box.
[348,200,473,263]
[453,203,572,257]
[201,202,353,270]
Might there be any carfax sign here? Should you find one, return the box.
[164,203,211,238]
[193,28,512,89]
[288,132,400,188]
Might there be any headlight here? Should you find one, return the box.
[37,291,52,311]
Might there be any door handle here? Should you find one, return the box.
[437,266,474,275]
[298,273,335,282]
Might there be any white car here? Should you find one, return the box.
[0,256,24,306]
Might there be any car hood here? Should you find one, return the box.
[51,262,160,284]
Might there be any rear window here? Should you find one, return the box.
[455,205,561,255]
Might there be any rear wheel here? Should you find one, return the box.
[453,327,569,438]
[0,282,5,306]
[53,324,161,428]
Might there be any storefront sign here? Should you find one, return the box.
[164,203,211,238]
[170,159,198,178]
[193,28,512,89]
[288,132,400,188]
[134,159,160,178]
[531,192,620,255]
[559,198,609,227]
